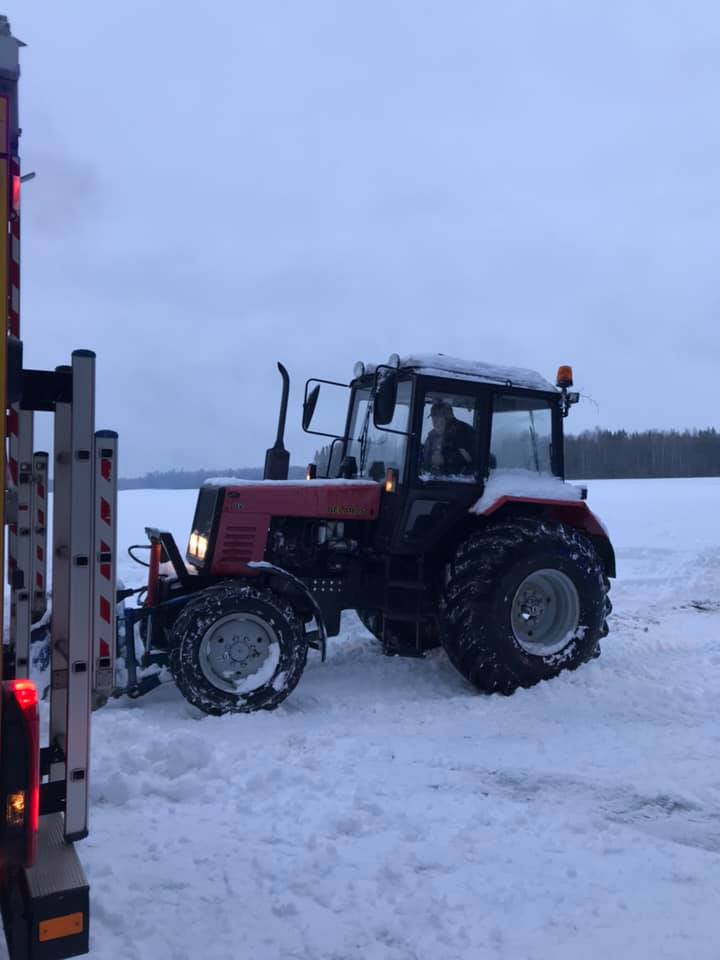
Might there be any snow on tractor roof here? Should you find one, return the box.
[368,354,557,392]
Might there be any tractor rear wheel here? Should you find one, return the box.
[440,517,609,694]
[169,582,308,715]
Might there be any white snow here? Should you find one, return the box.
[367,354,558,393]
[419,471,476,484]
[232,642,280,694]
[472,468,584,514]
[24,480,720,959]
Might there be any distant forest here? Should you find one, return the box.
[118,429,720,488]
[119,466,306,490]
[564,428,720,479]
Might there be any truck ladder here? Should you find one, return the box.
[0,16,118,958]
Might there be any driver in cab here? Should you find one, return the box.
[422,401,475,477]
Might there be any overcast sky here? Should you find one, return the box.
[7,1,720,474]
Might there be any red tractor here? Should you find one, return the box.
[121,354,614,714]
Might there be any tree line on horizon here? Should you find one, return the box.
[118,466,306,490]
[564,428,720,479]
[117,428,720,488]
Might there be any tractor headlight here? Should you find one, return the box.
[188,532,208,560]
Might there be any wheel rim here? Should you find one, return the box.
[198,613,280,695]
[510,568,580,656]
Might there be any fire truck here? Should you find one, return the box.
[0,16,118,958]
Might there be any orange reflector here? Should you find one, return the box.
[39,912,84,943]
[6,791,25,827]
[384,468,397,494]
[556,365,574,388]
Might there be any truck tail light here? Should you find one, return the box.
[1,679,40,867]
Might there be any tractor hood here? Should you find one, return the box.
[190,479,382,576]
[205,477,382,521]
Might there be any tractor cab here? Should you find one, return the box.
[305,353,577,556]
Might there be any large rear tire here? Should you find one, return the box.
[440,517,609,694]
[169,582,308,715]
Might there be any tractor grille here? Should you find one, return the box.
[218,524,259,564]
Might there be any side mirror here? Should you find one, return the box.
[303,384,320,431]
[373,371,398,426]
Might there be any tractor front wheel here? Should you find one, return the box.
[440,518,609,694]
[169,582,308,715]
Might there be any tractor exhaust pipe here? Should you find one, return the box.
[264,362,290,480]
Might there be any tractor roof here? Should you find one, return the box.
[366,354,557,393]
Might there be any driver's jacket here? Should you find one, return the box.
[422,418,475,476]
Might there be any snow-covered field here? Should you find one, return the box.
[45,481,720,957]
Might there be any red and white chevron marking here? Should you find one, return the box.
[94,436,118,695]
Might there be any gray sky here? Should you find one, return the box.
[8,1,720,474]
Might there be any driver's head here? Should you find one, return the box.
[430,401,453,432]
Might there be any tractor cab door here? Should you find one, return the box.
[391,380,491,555]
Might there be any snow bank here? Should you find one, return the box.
[54,480,720,959]
[472,468,583,514]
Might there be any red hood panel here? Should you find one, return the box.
[220,479,381,520]
[209,480,381,576]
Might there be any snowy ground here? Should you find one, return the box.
[29,481,720,957]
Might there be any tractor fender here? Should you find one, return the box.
[478,496,616,578]
[247,561,327,661]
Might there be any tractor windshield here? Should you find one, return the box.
[490,395,554,474]
[345,380,412,481]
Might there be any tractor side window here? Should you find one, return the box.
[419,392,479,483]
[490,396,552,474]
[345,381,412,481]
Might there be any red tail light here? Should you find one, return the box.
[10,678,38,711]
[3,679,40,866]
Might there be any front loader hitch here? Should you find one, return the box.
[116,605,164,698]
[126,673,163,700]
